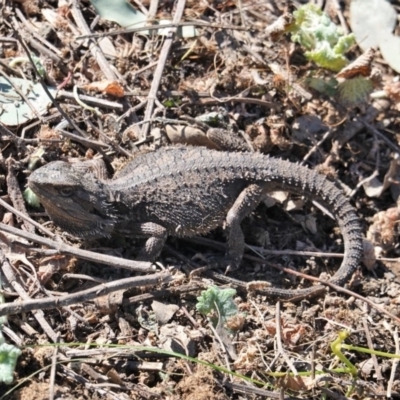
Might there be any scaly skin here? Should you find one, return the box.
[28,147,363,299]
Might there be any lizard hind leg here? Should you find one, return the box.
[225,184,266,271]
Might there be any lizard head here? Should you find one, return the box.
[28,161,116,239]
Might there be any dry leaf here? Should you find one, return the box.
[265,13,294,41]
[285,198,305,211]
[106,368,124,385]
[82,81,125,97]
[164,125,218,149]
[98,37,117,59]
[245,123,272,152]
[159,324,195,356]
[367,206,400,249]
[336,48,375,79]
[0,231,35,270]
[362,239,377,271]
[363,157,400,198]
[282,324,306,346]
[37,255,70,284]
[225,314,246,331]
[277,375,308,391]
[233,346,258,370]
[151,300,179,325]
[359,358,374,377]
[384,81,400,102]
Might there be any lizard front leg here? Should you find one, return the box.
[225,184,266,270]
[120,222,168,261]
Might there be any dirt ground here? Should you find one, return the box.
[1,0,400,399]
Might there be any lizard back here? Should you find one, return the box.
[108,147,363,288]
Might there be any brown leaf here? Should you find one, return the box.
[0,231,35,270]
[37,255,69,284]
[367,206,400,249]
[265,13,294,42]
[384,80,400,102]
[337,48,375,79]
[106,368,124,385]
[233,346,258,370]
[225,313,245,331]
[82,81,125,97]
[277,375,308,391]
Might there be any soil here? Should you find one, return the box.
[1,1,400,399]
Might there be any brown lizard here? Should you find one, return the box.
[28,146,363,299]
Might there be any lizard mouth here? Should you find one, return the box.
[45,201,116,239]
[31,188,116,239]
[28,175,117,239]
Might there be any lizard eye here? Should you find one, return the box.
[59,187,74,197]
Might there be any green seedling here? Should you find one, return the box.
[289,4,355,72]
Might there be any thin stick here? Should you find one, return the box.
[275,302,298,375]
[0,271,172,317]
[0,197,55,238]
[140,0,187,138]
[49,333,60,400]
[0,223,154,273]
[362,318,382,380]
[1,251,60,342]
[12,30,88,137]
[77,21,248,40]
[387,326,399,397]
[71,0,116,81]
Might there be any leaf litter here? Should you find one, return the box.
[0,1,400,399]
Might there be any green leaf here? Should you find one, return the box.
[305,76,338,96]
[0,279,21,385]
[290,4,355,72]
[196,286,238,321]
[0,340,21,384]
[24,188,41,208]
[337,76,373,105]
[27,147,46,171]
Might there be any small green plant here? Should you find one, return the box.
[24,188,41,208]
[330,330,358,377]
[290,4,355,72]
[0,335,22,385]
[337,76,374,105]
[196,286,238,326]
[0,279,21,384]
[163,98,182,108]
